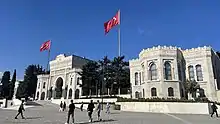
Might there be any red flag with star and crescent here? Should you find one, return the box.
[104,10,120,34]
[40,40,51,52]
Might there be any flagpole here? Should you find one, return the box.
[118,10,121,57]
[46,41,51,72]
[46,49,50,72]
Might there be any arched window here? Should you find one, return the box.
[178,63,182,81]
[43,82,46,89]
[139,72,141,84]
[135,91,139,98]
[168,87,174,97]
[143,89,145,98]
[188,65,194,81]
[135,72,138,85]
[38,83,40,89]
[164,62,172,80]
[151,87,157,97]
[70,78,73,85]
[68,89,72,99]
[149,63,157,80]
[77,77,80,85]
[196,65,203,81]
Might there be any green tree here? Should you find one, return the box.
[184,79,200,99]
[1,71,11,99]
[98,56,113,95]
[16,64,45,99]
[9,69,16,99]
[111,56,130,95]
[78,61,100,97]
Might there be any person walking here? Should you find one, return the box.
[87,100,95,122]
[211,102,218,117]
[106,102,110,114]
[65,100,75,124]
[59,101,63,112]
[96,100,102,121]
[15,100,25,119]
[80,102,84,111]
[63,101,66,111]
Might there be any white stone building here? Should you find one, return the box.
[129,46,220,101]
[35,54,90,100]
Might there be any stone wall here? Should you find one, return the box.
[117,102,220,114]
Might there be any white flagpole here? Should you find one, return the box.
[118,10,121,57]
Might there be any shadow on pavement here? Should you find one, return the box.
[110,112,120,114]
[25,101,42,106]
[25,116,42,119]
[76,119,117,124]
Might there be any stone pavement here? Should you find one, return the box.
[0,101,219,124]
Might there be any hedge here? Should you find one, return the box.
[117,97,210,103]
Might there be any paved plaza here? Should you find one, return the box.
[0,101,219,124]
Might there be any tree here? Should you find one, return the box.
[1,71,11,99]
[98,56,113,95]
[111,56,130,95]
[184,79,200,99]
[9,69,16,99]
[78,61,100,97]
[16,64,45,99]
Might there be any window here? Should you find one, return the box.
[151,87,157,97]
[38,83,40,89]
[77,77,80,85]
[164,62,172,80]
[139,72,141,85]
[43,82,46,89]
[141,64,145,83]
[188,66,194,81]
[178,64,182,81]
[135,72,138,85]
[149,63,157,80]
[196,65,203,81]
[143,89,145,98]
[135,91,139,98]
[70,78,73,85]
[168,87,174,97]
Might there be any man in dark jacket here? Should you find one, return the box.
[87,100,95,122]
[15,100,25,119]
[211,102,218,117]
[65,100,75,124]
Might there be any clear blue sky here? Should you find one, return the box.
[1,0,220,79]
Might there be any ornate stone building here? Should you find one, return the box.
[130,46,220,101]
[35,54,90,100]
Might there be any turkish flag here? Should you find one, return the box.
[104,10,120,34]
[40,40,51,52]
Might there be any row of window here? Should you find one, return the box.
[135,87,174,98]
[134,62,203,85]
[38,82,46,89]
[38,77,80,89]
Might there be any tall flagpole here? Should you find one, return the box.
[118,10,121,57]
[46,41,51,72]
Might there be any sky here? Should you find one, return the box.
[1,0,220,79]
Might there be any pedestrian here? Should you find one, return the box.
[65,100,75,124]
[80,102,84,111]
[87,100,95,122]
[96,100,102,121]
[15,100,25,119]
[63,101,66,111]
[106,102,110,114]
[211,102,218,117]
[59,101,63,112]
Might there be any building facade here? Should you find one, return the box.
[35,54,90,100]
[129,46,220,101]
